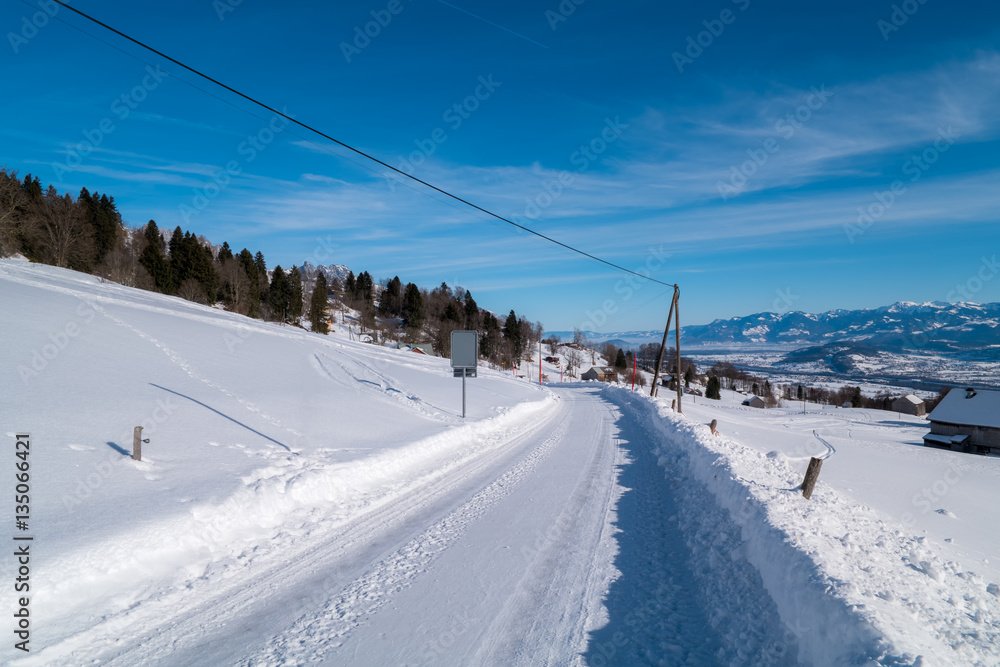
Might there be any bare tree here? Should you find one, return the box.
[33,186,93,268]
[221,260,253,315]
[95,227,153,289]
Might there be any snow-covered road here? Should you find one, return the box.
[18,385,794,666]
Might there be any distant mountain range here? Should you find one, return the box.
[298,261,352,285]
[549,301,1000,353]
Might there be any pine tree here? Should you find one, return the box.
[269,266,291,322]
[707,376,722,400]
[463,291,479,329]
[139,220,173,293]
[309,272,330,334]
[288,266,304,321]
[402,282,424,331]
[218,241,233,263]
[503,310,523,362]
[615,348,628,372]
[684,366,694,388]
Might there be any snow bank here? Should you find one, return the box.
[603,387,1000,666]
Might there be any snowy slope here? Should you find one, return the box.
[0,257,554,663]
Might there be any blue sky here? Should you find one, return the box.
[3,0,1000,332]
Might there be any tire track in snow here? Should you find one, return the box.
[88,300,304,442]
[19,396,561,667]
[311,351,452,423]
[246,414,573,665]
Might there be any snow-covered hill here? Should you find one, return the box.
[4,258,999,665]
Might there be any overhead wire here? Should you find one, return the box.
[41,0,677,288]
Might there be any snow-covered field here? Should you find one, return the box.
[2,257,998,666]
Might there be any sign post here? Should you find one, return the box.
[450,330,478,418]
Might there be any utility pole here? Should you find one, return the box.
[674,285,683,414]
[649,289,677,397]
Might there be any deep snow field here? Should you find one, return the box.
[2,256,999,666]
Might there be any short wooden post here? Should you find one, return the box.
[133,426,142,461]
[801,457,823,499]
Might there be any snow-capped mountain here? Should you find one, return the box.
[298,261,352,285]
[551,301,1000,352]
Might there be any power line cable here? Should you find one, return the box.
[45,0,677,288]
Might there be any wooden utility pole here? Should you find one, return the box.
[674,285,683,414]
[649,288,677,397]
[132,426,143,461]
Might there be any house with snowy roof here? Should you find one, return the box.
[742,396,766,409]
[924,388,1000,454]
[892,394,926,417]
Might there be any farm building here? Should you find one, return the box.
[924,387,1000,454]
[582,366,617,382]
[742,396,766,409]
[892,394,926,416]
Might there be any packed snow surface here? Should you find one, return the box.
[2,258,999,666]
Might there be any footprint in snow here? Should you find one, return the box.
[935,509,957,518]
[68,444,95,451]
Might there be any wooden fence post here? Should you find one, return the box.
[801,457,823,499]
[133,426,143,461]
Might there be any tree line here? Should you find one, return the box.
[0,168,543,364]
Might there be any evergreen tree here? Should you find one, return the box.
[707,376,722,400]
[684,366,694,388]
[379,276,402,317]
[139,220,173,293]
[309,272,330,334]
[218,241,233,263]
[77,191,119,268]
[344,271,357,306]
[402,282,424,331]
[253,251,267,277]
[269,265,291,322]
[463,291,479,329]
[615,348,628,372]
[480,311,501,361]
[237,248,261,318]
[503,310,523,362]
[288,266,304,321]
[851,386,863,408]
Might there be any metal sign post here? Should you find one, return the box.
[451,330,478,418]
